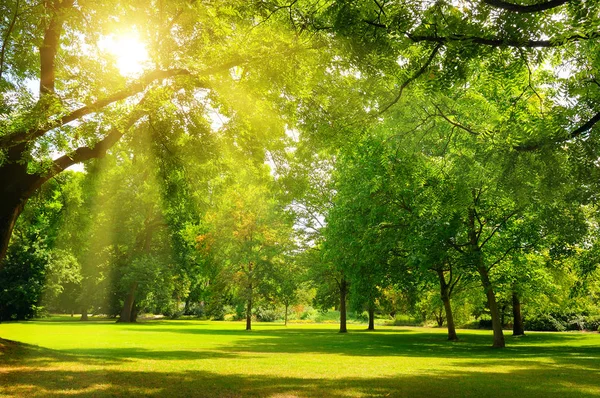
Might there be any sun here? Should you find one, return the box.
[98,33,150,77]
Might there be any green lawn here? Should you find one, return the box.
[1,319,599,397]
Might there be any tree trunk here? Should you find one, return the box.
[117,281,138,323]
[245,297,252,331]
[437,269,458,341]
[478,266,505,348]
[0,146,52,266]
[246,282,253,331]
[0,180,30,263]
[367,305,375,331]
[284,303,288,326]
[435,309,444,327]
[512,291,525,336]
[339,277,348,333]
[131,300,138,322]
[80,308,88,321]
[467,206,504,348]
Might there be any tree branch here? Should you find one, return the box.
[0,68,191,149]
[479,210,519,250]
[48,109,145,178]
[407,31,599,48]
[514,110,600,151]
[433,103,480,136]
[379,43,442,114]
[40,0,74,95]
[0,0,20,81]
[483,0,570,13]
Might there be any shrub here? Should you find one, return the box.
[525,314,567,332]
[582,315,600,331]
[184,303,205,318]
[255,307,282,322]
[478,319,493,330]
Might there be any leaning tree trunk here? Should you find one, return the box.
[478,266,505,348]
[367,305,375,331]
[339,277,348,333]
[0,149,41,265]
[117,281,138,323]
[512,291,525,336]
[437,269,458,341]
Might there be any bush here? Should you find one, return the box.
[300,307,317,320]
[525,314,567,332]
[184,303,205,318]
[255,307,282,322]
[206,302,226,320]
[233,303,246,321]
[478,319,493,330]
[582,315,600,331]
[354,311,368,323]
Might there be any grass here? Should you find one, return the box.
[1,318,599,397]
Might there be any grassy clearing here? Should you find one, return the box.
[1,319,599,397]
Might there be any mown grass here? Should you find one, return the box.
[1,318,599,397]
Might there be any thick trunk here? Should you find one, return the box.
[0,146,48,266]
[117,282,138,323]
[367,305,375,331]
[512,291,525,336]
[339,277,348,333]
[437,269,458,341]
[478,266,505,348]
[131,301,138,322]
[80,308,88,321]
[0,199,26,264]
[246,282,252,331]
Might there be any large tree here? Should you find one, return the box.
[0,0,324,266]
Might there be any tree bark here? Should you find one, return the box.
[512,291,525,336]
[367,305,375,331]
[80,308,88,321]
[339,277,348,333]
[245,297,252,331]
[478,266,505,348]
[131,300,138,323]
[0,147,41,264]
[284,303,288,326]
[437,269,458,341]
[117,281,138,323]
[467,206,505,348]
[246,282,253,331]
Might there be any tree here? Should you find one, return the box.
[198,167,295,330]
[0,0,325,267]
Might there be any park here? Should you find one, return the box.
[2,318,600,397]
[1,0,600,396]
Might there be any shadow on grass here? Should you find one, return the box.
[0,339,243,365]
[124,325,600,362]
[1,353,599,397]
[2,329,600,397]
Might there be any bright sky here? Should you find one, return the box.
[98,34,149,76]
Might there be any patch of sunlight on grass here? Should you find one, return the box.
[1,320,600,397]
